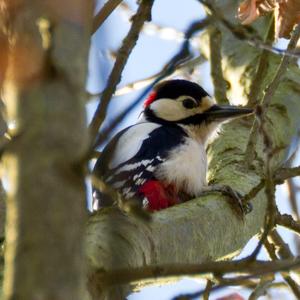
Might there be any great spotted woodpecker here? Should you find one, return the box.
[92,79,253,212]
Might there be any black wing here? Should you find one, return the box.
[92,122,187,209]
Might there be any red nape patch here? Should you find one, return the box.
[143,91,157,108]
[139,180,180,211]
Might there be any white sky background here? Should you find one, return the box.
[87,1,299,299]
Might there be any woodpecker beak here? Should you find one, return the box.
[204,105,253,121]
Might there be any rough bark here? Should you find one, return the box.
[0,1,92,299]
[85,1,300,299]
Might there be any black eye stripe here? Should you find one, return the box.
[182,98,197,109]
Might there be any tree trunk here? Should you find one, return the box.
[85,1,300,299]
[0,1,92,299]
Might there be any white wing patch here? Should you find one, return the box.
[109,123,161,169]
[114,159,154,175]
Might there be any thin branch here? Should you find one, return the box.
[172,272,291,300]
[86,54,206,99]
[264,239,300,299]
[119,3,186,44]
[248,111,277,259]
[260,24,300,109]
[249,177,276,258]
[276,213,300,236]
[286,178,300,220]
[266,231,300,298]
[245,23,300,164]
[247,17,275,107]
[93,258,300,287]
[275,166,300,183]
[248,275,274,300]
[92,0,123,34]
[243,178,265,204]
[203,279,213,300]
[208,26,228,104]
[269,230,293,259]
[89,0,154,143]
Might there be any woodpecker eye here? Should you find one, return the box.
[182,98,197,109]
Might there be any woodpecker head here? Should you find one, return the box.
[143,79,253,142]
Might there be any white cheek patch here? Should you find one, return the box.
[150,98,187,121]
[150,96,217,121]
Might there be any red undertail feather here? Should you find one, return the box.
[143,91,157,108]
[138,180,180,211]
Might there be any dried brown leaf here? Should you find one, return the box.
[238,0,276,25]
[238,0,300,38]
[276,0,300,38]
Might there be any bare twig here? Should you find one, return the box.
[269,230,293,259]
[249,174,276,258]
[243,178,265,204]
[208,26,228,104]
[172,272,291,300]
[286,178,300,220]
[89,0,154,143]
[265,232,300,298]
[248,275,274,300]
[276,213,300,236]
[87,55,206,99]
[247,17,275,107]
[92,0,123,34]
[203,279,213,300]
[93,258,300,287]
[119,3,186,44]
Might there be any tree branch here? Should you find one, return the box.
[92,256,300,287]
[87,54,206,99]
[275,166,300,183]
[276,213,300,236]
[208,26,228,104]
[89,0,154,143]
[245,23,300,163]
[264,232,300,298]
[92,0,123,34]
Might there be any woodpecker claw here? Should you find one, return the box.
[201,184,252,217]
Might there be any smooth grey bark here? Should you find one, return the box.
[85,1,300,299]
[0,1,92,299]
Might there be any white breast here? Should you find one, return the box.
[155,137,207,196]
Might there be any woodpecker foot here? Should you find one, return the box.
[200,184,252,217]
